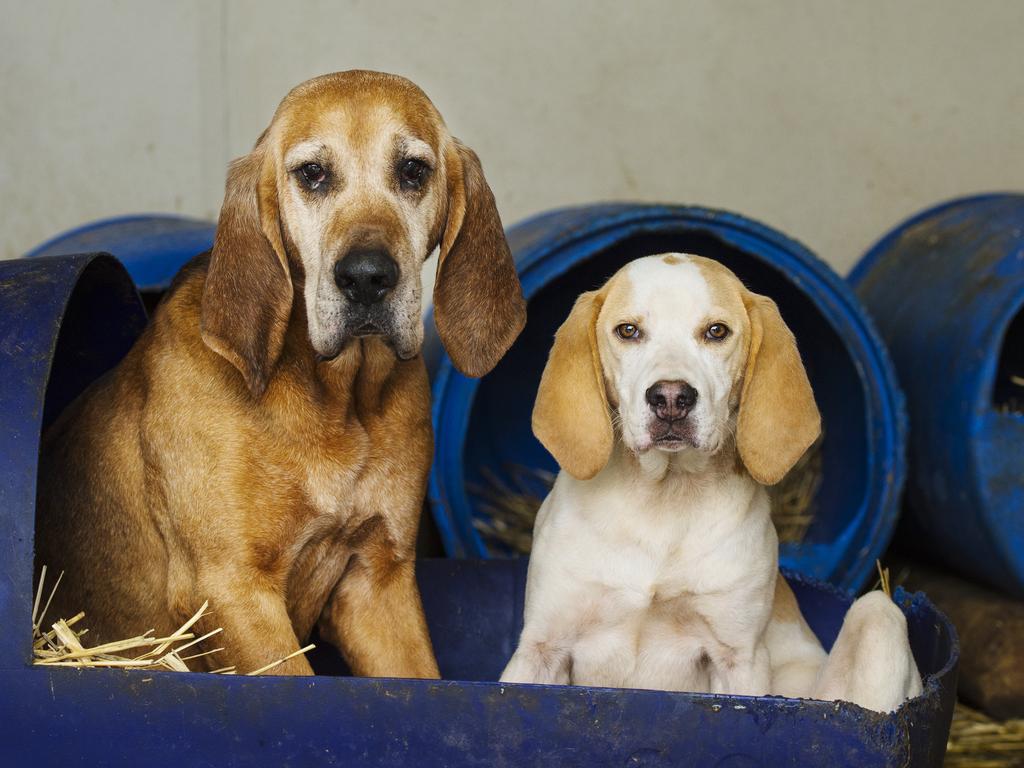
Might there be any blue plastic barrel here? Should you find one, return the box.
[1,251,957,766]
[427,204,906,592]
[24,214,214,293]
[850,194,1024,596]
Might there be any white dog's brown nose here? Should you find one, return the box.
[646,380,698,421]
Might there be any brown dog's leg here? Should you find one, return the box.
[318,553,439,679]
[205,577,313,675]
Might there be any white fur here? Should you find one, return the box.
[501,254,923,713]
[597,258,743,455]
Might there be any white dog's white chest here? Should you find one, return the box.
[521,468,775,693]
[561,542,745,692]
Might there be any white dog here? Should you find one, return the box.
[500,254,922,713]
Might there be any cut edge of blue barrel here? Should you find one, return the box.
[426,203,908,593]
[850,192,1024,593]
[0,253,148,662]
[23,213,215,292]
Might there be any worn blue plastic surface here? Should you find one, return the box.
[426,204,907,593]
[24,214,214,292]
[0,563,960,767]
[0,252,957,766]
[850,193,1024,596]
[0,254,148,649]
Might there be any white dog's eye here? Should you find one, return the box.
[705,323,730,341]
[615,323,641,340]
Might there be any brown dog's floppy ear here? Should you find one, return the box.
[434,139,526,378]
[737,293,821,485]
[532,290,613,480]
[200,134,292,397]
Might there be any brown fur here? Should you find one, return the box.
[532,288,613,480]
[34,71,524,676]
[434,140,526,376]
[736,294,820,485]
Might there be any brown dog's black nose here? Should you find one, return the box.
[334,250,399,305]
[645,380,698,421]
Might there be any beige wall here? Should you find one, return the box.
[2,0,1022,274]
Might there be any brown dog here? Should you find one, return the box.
[35,71,525,676]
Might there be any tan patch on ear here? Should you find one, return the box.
[433,139,526,378]
[737,292,821,485]
[201,132,293,397]
[662,254,683,265]
[532,289,613,480]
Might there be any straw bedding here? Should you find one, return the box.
[996,374,1024,416]
[945,704,1024,768]
[32,565,313,675]
[472,430,824,554]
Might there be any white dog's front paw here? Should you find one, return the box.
[500,641,571,685]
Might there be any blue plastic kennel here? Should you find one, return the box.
[0,250,958,766]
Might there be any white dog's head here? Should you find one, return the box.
[532,254,820,485]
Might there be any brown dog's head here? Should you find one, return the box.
[201,71,526,395]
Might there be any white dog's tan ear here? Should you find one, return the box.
[434,139,526,378]
[201,133,292,398]
[737,293,821,485]
[532,290,613,480]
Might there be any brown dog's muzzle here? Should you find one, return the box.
[324,232,418,361]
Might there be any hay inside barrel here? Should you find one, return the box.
[471,429,824,554]
[31,565,313,675]
[944,703,1024,767]
[996,374,1024,416]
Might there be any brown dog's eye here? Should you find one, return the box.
[705,323,730,341]
[616,323,641,340]
[299,162,327,190]
[398,158,430,191]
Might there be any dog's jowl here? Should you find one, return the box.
[501,253,921,713]
[35,71,525,676]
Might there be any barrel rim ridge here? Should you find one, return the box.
[849,192,1023,286]
[23,213,215,260]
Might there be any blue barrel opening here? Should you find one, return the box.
[428,204,906,592]
[993,302,1024,412]
[851,193,1024,595]
[39,257,149,433]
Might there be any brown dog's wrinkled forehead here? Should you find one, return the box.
[269,70,447,147]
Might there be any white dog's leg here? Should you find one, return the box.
[708,641,773,697]
[812,591,922,713]
[500,636,571,685]
[764,622,828,698]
